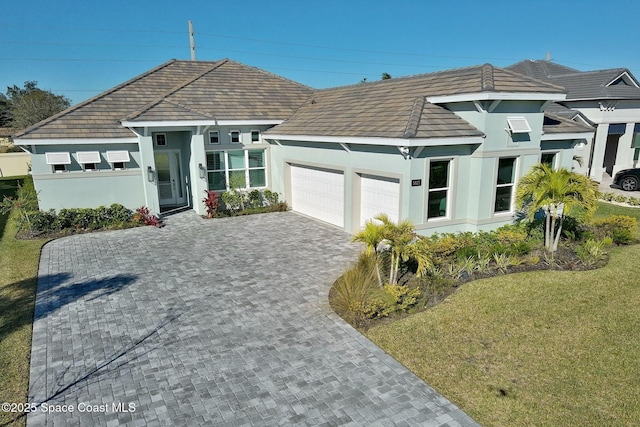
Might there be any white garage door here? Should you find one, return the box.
[290,164,344,227]
[360,174,400,226]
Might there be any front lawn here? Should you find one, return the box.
[366,234,640,426]
[0,177,48,427]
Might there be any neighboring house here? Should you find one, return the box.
[0,127,13,146]
[508,60,640,181]
[14,59,593,235]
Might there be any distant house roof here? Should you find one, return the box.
[508,60,640,101]
[15,59,314,140]
[268,64,565,140]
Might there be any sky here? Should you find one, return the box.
[2,0,640,105]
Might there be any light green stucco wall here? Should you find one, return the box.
[31,143,146,211]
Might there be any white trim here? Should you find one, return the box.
[14,137,138,146]
[45,152,71,165]
[75,151,101,164]
[427,92,566,104]
[606,71,640,88]
[263,134,485,147]
[120,119,283,127]
[250,129,261,143]
[230,130,241,143]
[541,132,594,141]
[154,133,167,146]
[208,130,220,144]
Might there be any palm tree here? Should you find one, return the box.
[516,164,600,252]
[352,219,387,286]
[353,214,432,286]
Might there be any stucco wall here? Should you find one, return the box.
[0,152,30,177]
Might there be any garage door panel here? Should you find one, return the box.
[291,164,344,227]
[360,174,400,226]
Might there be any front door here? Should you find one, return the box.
[155,150,186,207]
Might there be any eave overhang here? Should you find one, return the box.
[541,132,594,141]
[427,92,566,104]
[120,119,284,128]
[263,133,485,147]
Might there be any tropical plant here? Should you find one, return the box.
[516,164,599,252]
[202,190,220,218]
[352,214,433,287]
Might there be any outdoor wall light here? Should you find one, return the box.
[147,166,154,182]
[199,163,206,179]
[398,146,410,159]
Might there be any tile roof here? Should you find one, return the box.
[268,64,564,139]
[543,112,594,135]
[16,59,314,140]
[507,60,640,101]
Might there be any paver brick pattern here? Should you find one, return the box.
[28,211,479,426]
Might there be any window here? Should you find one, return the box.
[106,151,130,170]
[541,152,557,169]
[633,124,640,161]
[427,160,450,219]
[230,131,240,143]
[155,133,167,146]
[45,152,71,173]
[76,151,101,171]
[495,157,517,213]
[205,149,266,191]
[251,130,260,143]
[209,131,220,144]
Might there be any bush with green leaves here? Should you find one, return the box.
[589,215,637,244]
[576,238,612,267]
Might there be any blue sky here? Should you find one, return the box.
[2,0,640,105]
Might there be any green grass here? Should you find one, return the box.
[594,200,640,221]
[0,178,47,427]
[366,212,640,426]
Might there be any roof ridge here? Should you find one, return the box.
[315,64,492,92]
[15,59,179,138]
[499,67,567,92]
[403,97,426,138]
[481,64,495,91]
[123,60,227,121]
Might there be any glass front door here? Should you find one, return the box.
[154,150,186,207]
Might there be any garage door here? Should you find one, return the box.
[360,174,400,226]
[290,164,344,227]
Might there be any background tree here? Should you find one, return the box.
[2,81,71,130]
[381,72,392,80]
[516,164,599,252]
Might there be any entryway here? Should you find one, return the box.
[154,150,187,210]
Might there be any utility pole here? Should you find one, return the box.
[189,20,196,61]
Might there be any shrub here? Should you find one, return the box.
[614,194,629,204]
[601,192,615,202]
[329,252,380,327]
[589,215,637,244]
[576,238,611,267]
[263,189,280,206]
[133,206,163,227]
[247,190,264,208]
[107,204,134,223]
[202,190,220,218]
[628,196,640,206]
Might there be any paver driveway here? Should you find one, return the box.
[28,211,479,426]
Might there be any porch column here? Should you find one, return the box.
[138,135,160,215]
[190,133,207,215]
[589,123,609,181]
[613,123,635,176]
